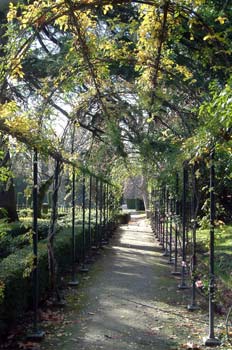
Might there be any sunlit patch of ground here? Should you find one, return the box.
[31,215,230,350]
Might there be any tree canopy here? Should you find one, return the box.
[0,0,231,213]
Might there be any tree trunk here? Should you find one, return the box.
[0,147,18,222]
[0,180,18,221]
[0,11,18,222]
[47,160,61,300]
[142,191,149,212]
[140,175,150,212]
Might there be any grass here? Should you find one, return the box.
[196,224,232,296]
[197,224,232,252]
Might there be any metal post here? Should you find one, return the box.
[204,150,221,346]
[108,189,113,232]
[85,174,95,263]
[106,184,109,235]
[157,206,160,240]
[88,175,92,249]
[168,196,174,264]
[157,190,161,241]
[159,214,163,246]
[93,177,99,249]
[68,123,79,286]
[157,208,160,241]
[153,191,158,238]
[152,189,156,236]
[68,164,79,285]
[28,149,45,339]
[101,183,106,243]
[178,162,189,289]
[106,184,109,227]
[188,164,198,310]
[99,180,103,247]
[172,173,181,276]
[159,187,165,248]
[103,183,106,228]
[158,189,162,245]
[163,188,169,256]
[102,183,108,244]
[80,174,88,272]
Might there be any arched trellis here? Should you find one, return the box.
[0,118,118,338]
[0,1,229,344]
[150,149,222,346]
[204,149,221,346]
[31,146,117,338]
[31,148,117,338]
[178,161,189,290]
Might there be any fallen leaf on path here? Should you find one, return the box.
[145,331,157,336]
[56,331,72,337]
[40,310,63,323]
[180,342,202,349]
[170,335,178,339]
[69,319,81,324]
[104,334,112,339]
[70,338,80,342]
[7,334,15,340]
[151,326,163,331]
[18,341,41,350]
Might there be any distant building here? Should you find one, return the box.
[123,176,145,210]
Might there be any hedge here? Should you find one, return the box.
[116,213,131,224]
[0,225,91,337]
[0,216,121,337]
[0,221,59,261]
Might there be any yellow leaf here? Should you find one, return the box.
[7,3,17,22]
[203,34,213,41]
[215,16,227,25]
[102,5,113,15]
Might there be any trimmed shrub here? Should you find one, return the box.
[0,225,91,337]
[0,220,60,261]
[0,217,117,337]
[0,246,34,334]
[18,209,33,218]
[0,234,30,260]
[117,213,131,224]
[8,222,28,238]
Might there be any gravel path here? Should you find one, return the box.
[41,214,224,350]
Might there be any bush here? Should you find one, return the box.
[0,220,57,261]
[0,234,31,260]
[0,221,31,261]
[116,213,131,224]
[7,222,28,238]
[0,213,118,337]
[37,221,52,239]
[0,225,94,337]
[0,246,35,334]
[18,209,33,218]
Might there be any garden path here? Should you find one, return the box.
[40,214,222,350]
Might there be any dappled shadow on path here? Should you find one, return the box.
[41,217,213,350]
[97,224,189,307]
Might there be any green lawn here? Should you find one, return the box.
[196,224,232,288]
